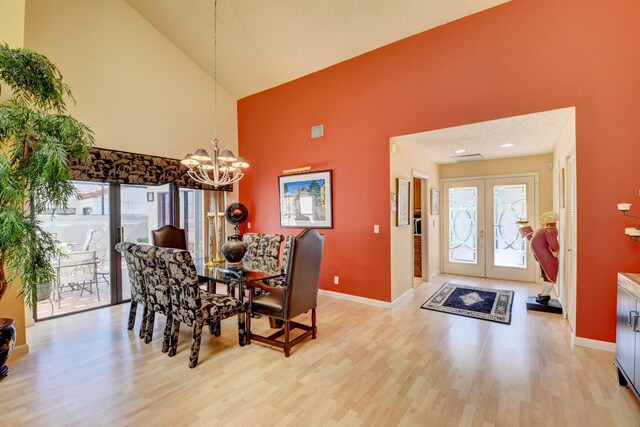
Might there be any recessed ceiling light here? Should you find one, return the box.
[455,149,466,154]
[501,143,514,148]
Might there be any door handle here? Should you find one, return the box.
[634,313,640,333]
[628,311,637,326]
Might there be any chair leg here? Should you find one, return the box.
[162,314,172,353]
[189,322,203,369]
[145,311,156,344]
[139,306,149,339]
[284,321,291,357]
[169,320,180,357]
[128,302,137,330]
[312,307,317,339]
[96,278,100,301]
[237,312,247,346]
[209,320,221,337]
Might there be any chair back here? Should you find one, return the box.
[152,225,187,250]
[132,244,171,316]
[284,229,324,319]
[115,242,145,305]
[156,247,203,326]
[281,235,294,272]
[241,233,261,267]
[57,251,97,286]
[80,229,96,251]
[253,233,284,274]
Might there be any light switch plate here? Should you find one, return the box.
[374,225,380,234]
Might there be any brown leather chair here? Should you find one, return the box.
[152,225,187,250]
[246,229,324,357]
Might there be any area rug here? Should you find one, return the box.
[420,283,514,324]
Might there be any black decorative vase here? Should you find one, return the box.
[0,318,17,380]
[221,235,248,264]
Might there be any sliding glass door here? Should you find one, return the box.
[37,182,111,319]
[36,181,205,321]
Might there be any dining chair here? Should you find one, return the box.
[157,247,247,368]
[247,229,324,357]
[152,225,187,250]
[115,242,148,338]
[131,244,174,351]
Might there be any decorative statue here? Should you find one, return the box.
[519,211,560,304]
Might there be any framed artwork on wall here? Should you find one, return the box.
[397,178,410,227]
[278,170,333,228]
[431,189,440,215]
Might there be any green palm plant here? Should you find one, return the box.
[0,43,94,308]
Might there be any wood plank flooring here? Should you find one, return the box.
[1,275,639,426]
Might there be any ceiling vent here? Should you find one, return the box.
[451,153,485,163]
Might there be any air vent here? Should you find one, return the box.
[451,154,484,163]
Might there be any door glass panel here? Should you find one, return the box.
[493,184,527,268]
[120,184,171,301]
[37,181,110,319]
[449,187,477,263]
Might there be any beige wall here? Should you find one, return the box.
[390,140,441,301]
[441,153,554,216]
[0,0,28,347]
[23,0,238,161]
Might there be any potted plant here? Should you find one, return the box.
[0,43,94,379]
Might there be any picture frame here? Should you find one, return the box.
[278,170,333,228]
[431,189,440,215]
[396,178,410,227]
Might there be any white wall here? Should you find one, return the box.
[552,108,576,329]
[390,140,440,301]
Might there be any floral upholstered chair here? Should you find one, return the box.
[115,242,147,338]
[157,247,247,368]
[131,244,174,352]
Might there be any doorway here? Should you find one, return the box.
[412,173,428,286]
[442,174,537,282]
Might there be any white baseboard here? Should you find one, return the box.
[318,289,391,308]
[572,335,616,353]
[12,344,29,355]
[391,288,414,308]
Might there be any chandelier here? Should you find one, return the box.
[181,0,249,187]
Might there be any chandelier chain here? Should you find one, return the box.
[213,0,218,139]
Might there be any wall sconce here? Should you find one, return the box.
[618,202,640,242]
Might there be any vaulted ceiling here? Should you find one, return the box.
[125,0,510,99]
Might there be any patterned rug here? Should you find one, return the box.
[420,283,514,324]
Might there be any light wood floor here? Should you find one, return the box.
[2,275,639,426]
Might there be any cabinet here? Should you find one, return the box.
[413,235,422,277]
[616,273,640,399]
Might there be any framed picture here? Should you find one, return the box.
[278,170,333,228]
[396,178,410,227]
[431,189,440,215]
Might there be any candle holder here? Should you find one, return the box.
[214,212,226,263]
[206,212,217,267]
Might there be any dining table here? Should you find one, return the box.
[195,259,284,304]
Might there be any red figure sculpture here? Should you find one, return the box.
[519,212,560,304]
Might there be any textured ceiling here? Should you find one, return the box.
[125,0,510,98]
[392,108,575,164]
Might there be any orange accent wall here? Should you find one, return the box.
[238,0,640,342]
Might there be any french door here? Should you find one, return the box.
[443,175,536,282]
